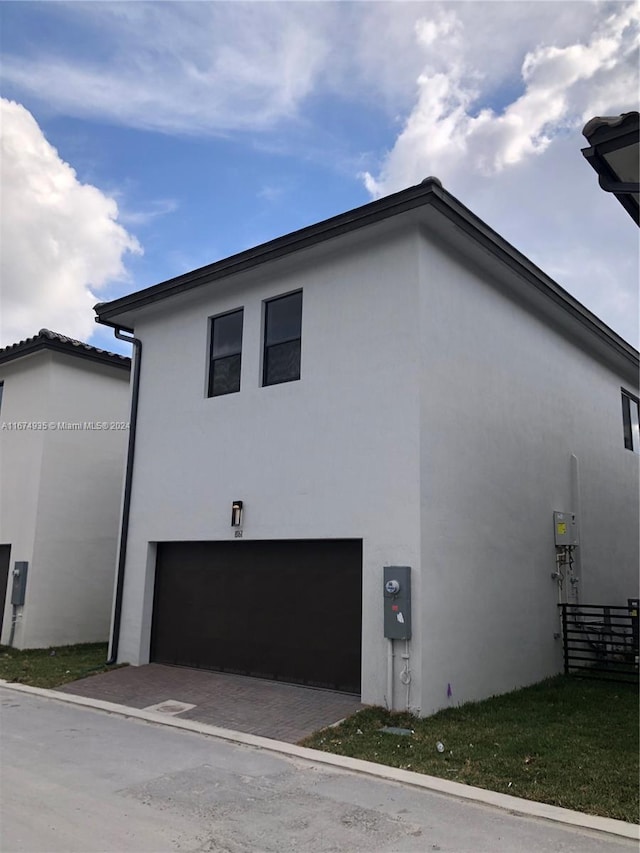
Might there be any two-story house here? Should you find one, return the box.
[0,330,131,649]
[94,178,639,714]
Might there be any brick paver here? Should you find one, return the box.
[58,664,363,742]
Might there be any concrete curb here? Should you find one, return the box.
[1,679,637,842]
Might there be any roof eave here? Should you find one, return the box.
[94,179,445,325]
[424,193,639,371]
[581,112,640,226]
[94,178,638,373]
[0,336,131,371]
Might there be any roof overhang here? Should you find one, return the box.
[94,177,638,378]
[581,111,640,226]
[0,329,131,371]
[95,178,447,331]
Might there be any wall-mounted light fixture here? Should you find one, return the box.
[231,500,243,527]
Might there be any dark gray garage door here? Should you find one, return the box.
[150,539,362,694]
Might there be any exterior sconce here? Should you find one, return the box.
[231,500,243,527]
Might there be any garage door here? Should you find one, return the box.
[150,539,362,694]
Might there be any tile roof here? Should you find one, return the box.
[0,329,131,370]
[582,111,639,141]
[581,111,639,226]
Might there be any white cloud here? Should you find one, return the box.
[1,4,330,135]
[364,5,640,191]
[362,4,640,345]
[257,184,285,203]
[336,2,609,119]
[1,2,637,345]
[0,99,141,345]
[1,3,621,147]
[118,198,179,227]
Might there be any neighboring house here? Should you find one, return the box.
[95,178,639,715]
[0,330,131,649]
[582,111,639,225]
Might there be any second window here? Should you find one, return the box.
[263,291,302,386]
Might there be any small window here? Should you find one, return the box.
[208,309,243,397]
[263,291,302,386]
[622,390,640,452]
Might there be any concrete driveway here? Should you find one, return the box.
[2,687,635,853]
[58,663,363,742]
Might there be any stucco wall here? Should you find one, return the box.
[417,235,639,714]
[0,357,48,644]
[115,225,424,708]
[0,351,130,648]
[111,217,638,715]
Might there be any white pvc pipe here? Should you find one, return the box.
[399,639,412,711]
[387,639,394,711]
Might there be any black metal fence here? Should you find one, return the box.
[559,600,639,683]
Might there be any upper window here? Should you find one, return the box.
[622,390,640,452]
[208,309,243,397]
[263,291,302,386]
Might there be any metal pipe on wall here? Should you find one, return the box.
[570,454,582,604]
[94,321,142,666]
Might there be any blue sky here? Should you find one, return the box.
[1,2,638,354]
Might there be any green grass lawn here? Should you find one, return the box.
[301,676,639,823]
[0,642,112,688]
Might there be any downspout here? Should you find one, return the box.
[97,322,142,665]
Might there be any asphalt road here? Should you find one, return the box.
[0,687,634,853]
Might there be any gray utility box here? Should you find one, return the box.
[553,512,579,547]
[383,566,411,640]
[11,561,28,606]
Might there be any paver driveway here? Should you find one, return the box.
[59,663,363,742]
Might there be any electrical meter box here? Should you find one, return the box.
[11,561,28,606]
[383,566,411,640]
[553,512,578,546]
